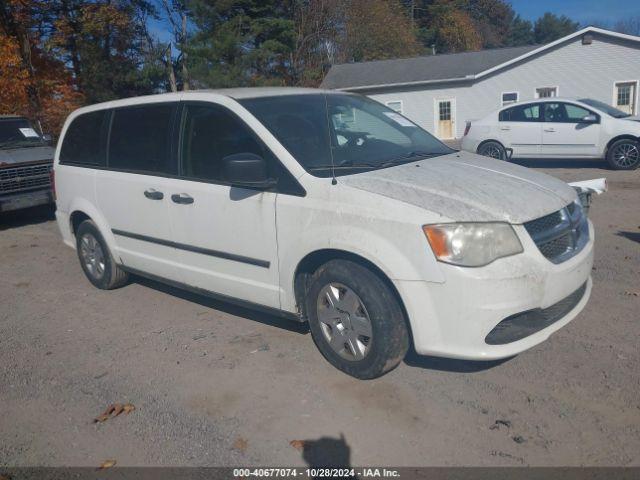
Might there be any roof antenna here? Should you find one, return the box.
[322,94,338,185]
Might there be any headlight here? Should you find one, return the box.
[423,223,523,267]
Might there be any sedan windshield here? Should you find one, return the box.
[0,118,45,148]
[240,93,452,177]
[578,98,631,118]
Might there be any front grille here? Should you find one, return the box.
[524,202,589,264]
[485,282,588,345]
[0,163,52,195]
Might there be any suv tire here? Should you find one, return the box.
[76,220,129,290]
[305,259,409,379]
[606,138,640,170]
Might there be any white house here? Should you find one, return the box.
[320,27,640,140]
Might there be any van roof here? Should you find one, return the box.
[67,87,345,118]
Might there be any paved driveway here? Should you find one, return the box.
[1,158,639,467]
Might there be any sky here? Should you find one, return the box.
[510,0,640,25]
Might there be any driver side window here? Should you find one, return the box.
[181,103,270,182]
[330,106,411,147]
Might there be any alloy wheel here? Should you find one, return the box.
[79,233,106,280]
[612,142,639,168]
[481,144,503,159]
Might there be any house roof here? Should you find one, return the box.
[321,27,640,91]
[321,45,538,90]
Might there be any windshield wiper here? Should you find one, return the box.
[308,152,444,172]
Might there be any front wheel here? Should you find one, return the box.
[478,141,507,160]
[606,139,640,170]
[305,260,409,379]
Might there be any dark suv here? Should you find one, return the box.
[0,115,55,213]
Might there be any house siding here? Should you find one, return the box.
[360,34,640,139]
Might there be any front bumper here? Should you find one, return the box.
[0,189,53,213]
[397,221,594,360]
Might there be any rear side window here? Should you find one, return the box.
[499,104,540,122]
[59,110,107,165]
[108,104,175,174]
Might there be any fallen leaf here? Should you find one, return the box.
[289,440,306,451]
[98,459,116,470]
[111,403,124,417]
[93,402,135,423]
[233,437,248,452]
[93,414,110,423]
[623,291,639,297]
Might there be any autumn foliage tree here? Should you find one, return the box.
[339,0,423,62]
[0,0,82,136]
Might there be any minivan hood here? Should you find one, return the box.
[341,151,576,223]
[0,145,55,165]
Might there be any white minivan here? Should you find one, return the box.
[54,88,594,379]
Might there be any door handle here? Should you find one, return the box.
[171,193,194,205]
[544,128,556,132]
[144,189,164,200]
[500,126,511,131]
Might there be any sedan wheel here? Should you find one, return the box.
[478,141,506,160]
[611,141,639,169]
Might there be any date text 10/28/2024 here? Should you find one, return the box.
[233,468,401,478]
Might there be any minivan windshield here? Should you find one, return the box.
[0,118,45,149]
[240,94,453,177]
[578,98,631,118]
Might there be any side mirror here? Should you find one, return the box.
[222,153,277,189]
[580,114,598,123]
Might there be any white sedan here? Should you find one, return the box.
[461,97,640,170]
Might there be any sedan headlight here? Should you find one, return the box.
[423,223,523,267]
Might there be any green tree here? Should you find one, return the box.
[187,0,296,88]
[505,14,534,46]
[463,0,514,48]
[534,12,579,44]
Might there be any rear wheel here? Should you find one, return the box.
[305,259,409,379]
[606,139,640,170]
[478,141,507,160]
[76,220,129,290]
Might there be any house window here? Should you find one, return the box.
[385,101,403,113]
[614,81,637,115]
[536,87,558,98]
[502,92,519,106]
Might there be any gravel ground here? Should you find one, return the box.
[1,158,639,467]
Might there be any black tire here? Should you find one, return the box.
[76,220,129,290]
[478,141,507,160]
[606,138,640,170]
[305,259,409,379]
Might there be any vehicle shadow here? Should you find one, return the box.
[403,347,513,373]
[130,274,309,335]
[616,230,640,245]
[511,158,610,169]
[0,204,56,231]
